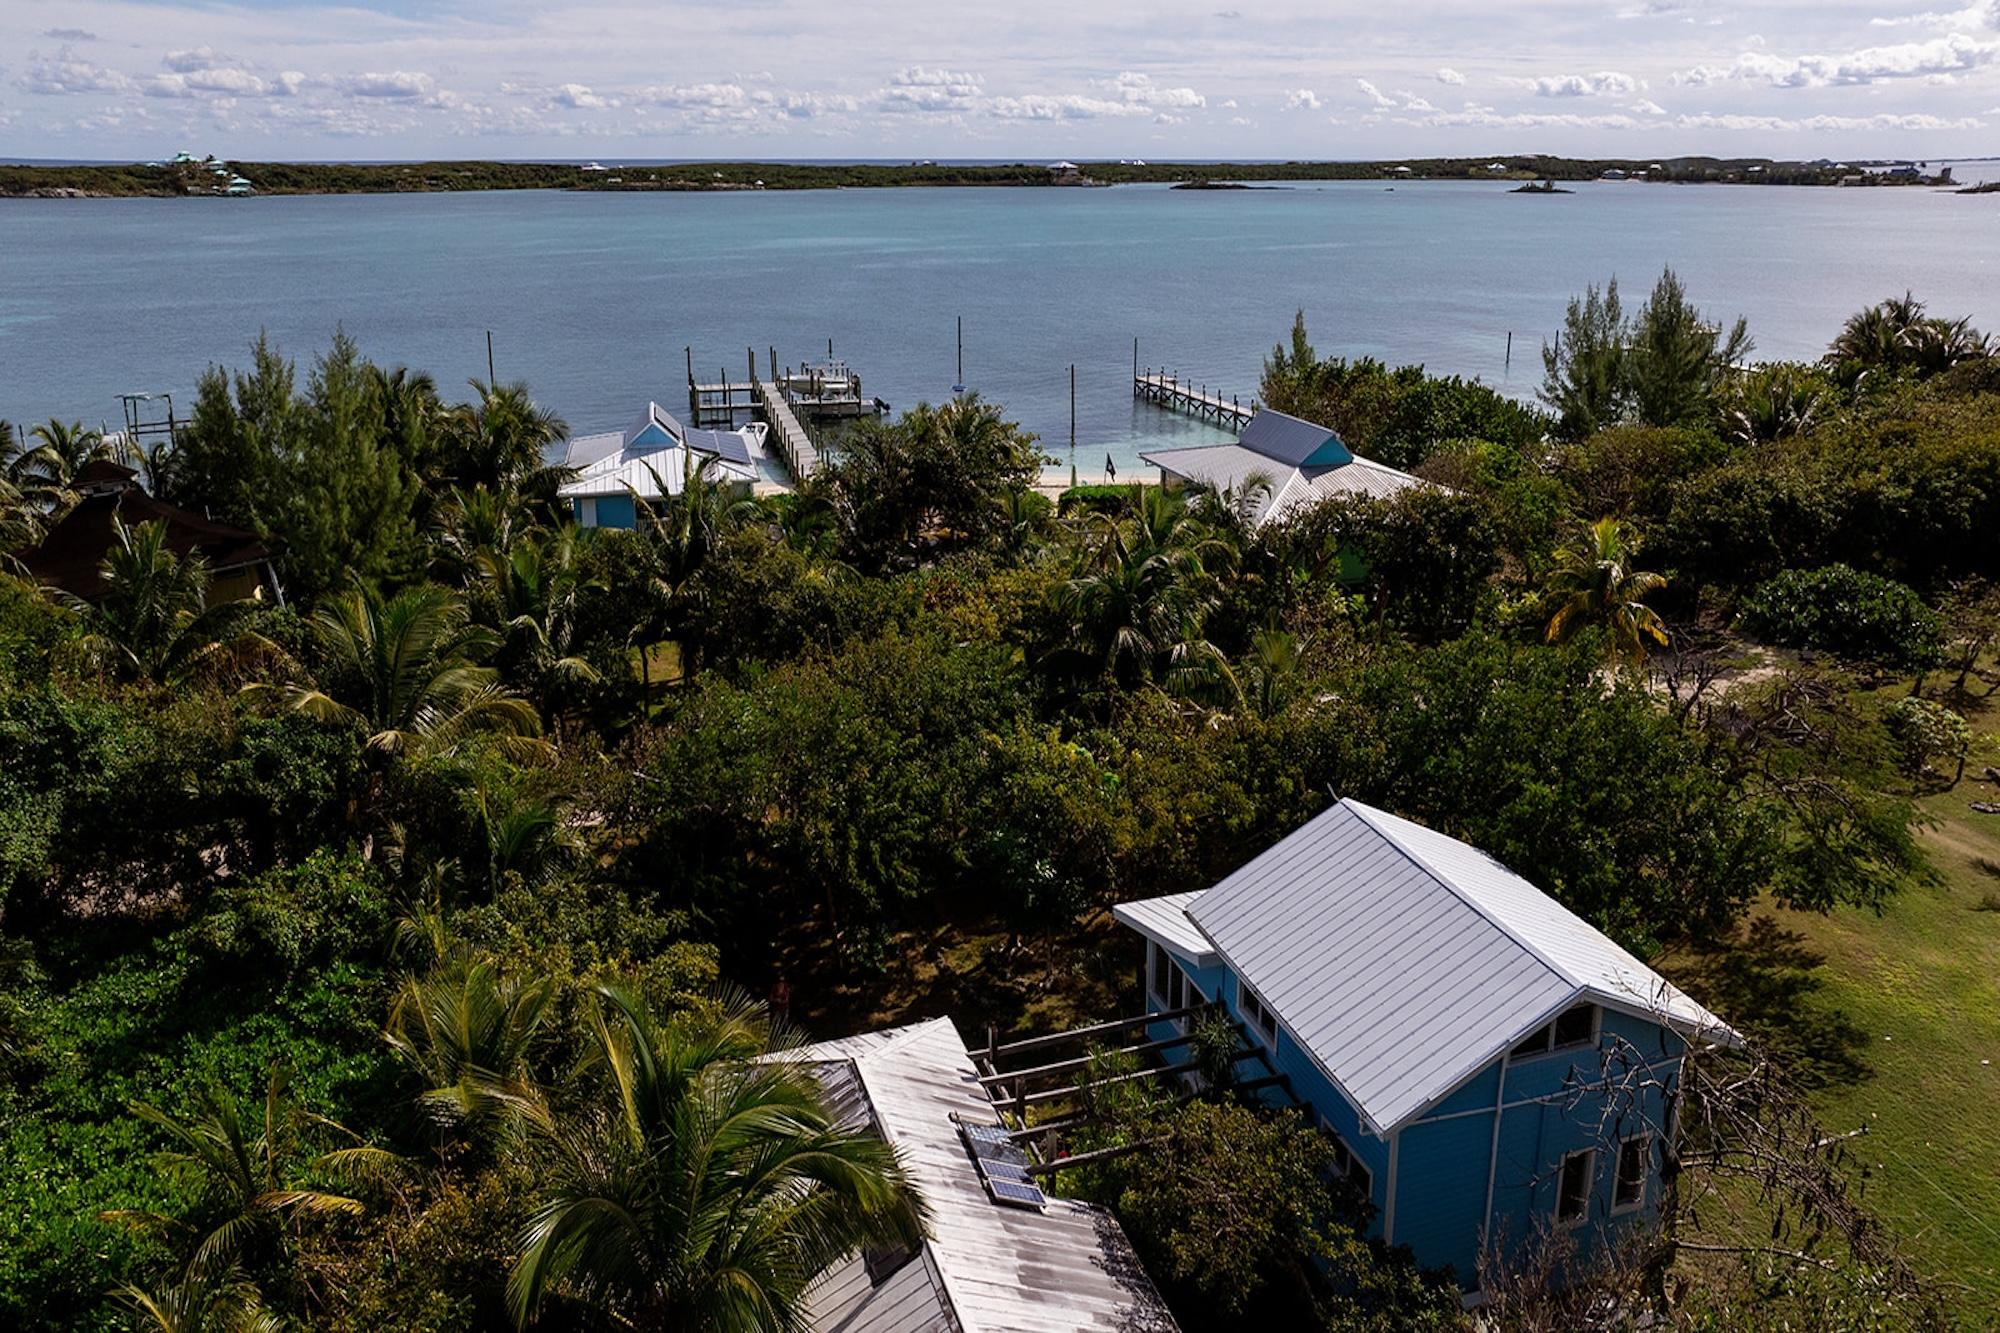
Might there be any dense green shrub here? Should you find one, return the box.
[1884,696,1971,783]
[1739,565,1943,668]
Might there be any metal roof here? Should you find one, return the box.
[1131,799,1741,1136]
[790,1019,1179,1333]
[1237,408,1352,468]
[1109,891,1216,963]
[1138,442,1424,528]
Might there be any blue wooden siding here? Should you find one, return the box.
[1134,945,1689,1293]
[587,495,636,529]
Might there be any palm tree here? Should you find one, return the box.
[1542,517,1670,669]
[71,519,270,683]
[1054,489,1232,688]
[431,484,528,585]
[1239,625,1305,718]
[440,379,569,499]
[113,1265,282,1333]
[104,1068,395,1279]
[474,524,604,716]
[629,455,760,678]
[244,584,542,761]
[26,417,113,486]
[474,784,577,895]
[507,983,923,1331]
[384,952,554,1151]
[2,419,73,528]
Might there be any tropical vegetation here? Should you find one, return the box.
[2,286,1997,1327]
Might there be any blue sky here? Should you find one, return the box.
[2,0,1995,159]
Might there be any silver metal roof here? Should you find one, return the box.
[1109,890,1215,963]
[791,1019,1179,1333]
[1138,442,1424,528]
[1126,799,1740,1135]
[1236,408,1351,468]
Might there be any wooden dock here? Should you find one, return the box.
[757,377,820,480]
[1133,370,1256,429]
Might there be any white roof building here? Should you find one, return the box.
[1114,798,1739,1138]
[555,401,761,504]
[1140,408,1425,528]
[790,1018,1179,1333]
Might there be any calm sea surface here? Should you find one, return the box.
[2,179,1995,472]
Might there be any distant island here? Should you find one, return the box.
[1512,179,1574,194]
[0,153,1972,199]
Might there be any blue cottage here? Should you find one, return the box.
[1113,798,1738,1299]
[555,402,763,529]
[1139,407,1424,529]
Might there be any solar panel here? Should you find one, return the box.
[960,1123,1031,1167]
[986,1178,1049,1210]
[980,1159,1035,1184]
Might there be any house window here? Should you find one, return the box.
[1556,1149,1595,1224]
[1148,941,1168,1005]
[1238,978,1279,1046]
[1613,1136,1650,1212]
[1320,1116,1373,1201]
[1509,1004,1599,1060]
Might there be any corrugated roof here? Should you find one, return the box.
[1237,408,1351,468]
[1110,891,1216,962]
[1138,442,1424,528]
[789,1019,1178,1333]
[1171,799,1737,1135]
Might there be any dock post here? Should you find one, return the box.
[486,330,495,386]
[1133,336,1139,382]
[748,347,756,387]
[1069,363,1076,454]
[1506,330,1513,369]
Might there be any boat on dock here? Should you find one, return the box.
[776,358,888,421]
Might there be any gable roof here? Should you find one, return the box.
[1122,799,1737,1136]
[1237,408,1352,468]
[14,473,273,601]
[1138,437,1423,528]
[788,1018,1178,1333]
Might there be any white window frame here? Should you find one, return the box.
[1319,1115,1373,1202]
[1612,1135,1651,1214]
[1507,1003,1602,1063]
[1147,940,1169,1008]
[1238,977,1279,1048]
[1555,1148,1596,1227]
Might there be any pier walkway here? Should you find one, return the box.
[757,378,821,481]
[1134,371,1255,429]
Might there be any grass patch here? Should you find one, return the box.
[1758,685,2000,1314]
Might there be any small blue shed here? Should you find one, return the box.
[1113,798,1738,1300]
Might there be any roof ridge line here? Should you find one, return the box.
[1340,799,1581,993]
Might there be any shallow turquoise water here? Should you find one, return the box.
[1,180,1994,470]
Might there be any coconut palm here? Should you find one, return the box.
[3,419,71,527]
[629,454,761,677]
[1542,517,1670,669]
[474,524,604,715]
[432,484,528,585]
[113,1264,282,1333]
[71,519,270,683]
[26,417,114,486]
[244,583,542,760]
[104,1068,395,1279]
[384,952,554,1151]
[474,785,578,895]
[1239,624,1305,718]
[439,379,569,499]
[507,982,923,1331]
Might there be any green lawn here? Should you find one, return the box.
[1766,700,2000,1318]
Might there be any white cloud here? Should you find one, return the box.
[1630,97,1668,114]
[162,47,231,73]
[17,48,130,95]
[1109,72,1205,108]
[877,66,982,112]
[1355,79,1395,108]
[339,71,437,100]
[988,93,1145,120]
[640,82,752,110]
[1675,110,1983,129]
[1284,88,1321,110]
[551,83,617,109]
[1435,66,1467,85]
[1678,34,2000,87]
[1870,1,1998,29]
[1522,70,1642,97]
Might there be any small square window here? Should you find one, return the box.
[1553,1004,1598,1049]
[1556,1149,1595,1224]
[1614,1137,1649,1211]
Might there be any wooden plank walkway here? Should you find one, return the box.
[1133,371,1256,429]
[757,378,821,481]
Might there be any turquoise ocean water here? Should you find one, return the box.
[1,178,1995,473]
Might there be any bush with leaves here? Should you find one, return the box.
[1739,565,1943,670]
[1883,695,1972,785]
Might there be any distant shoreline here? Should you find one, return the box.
[0,154,1972,199]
